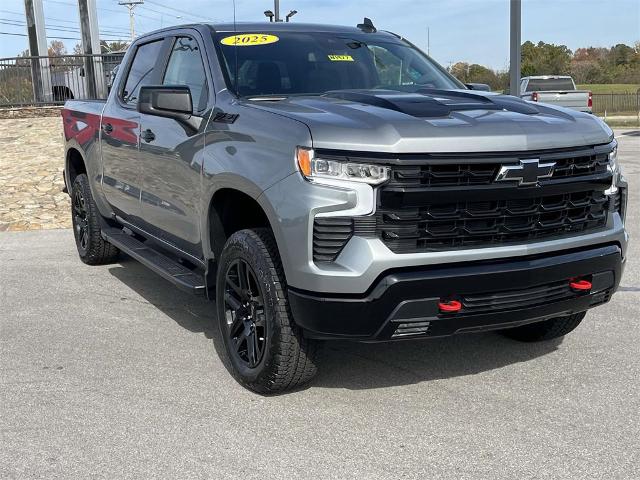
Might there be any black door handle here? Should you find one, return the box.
[102,123,113,134]
[141,129,156,143]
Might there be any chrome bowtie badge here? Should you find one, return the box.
[495,159,556,186]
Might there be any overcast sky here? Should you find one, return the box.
[1,0,638,69]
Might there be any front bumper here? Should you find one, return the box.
[288,244,623,341]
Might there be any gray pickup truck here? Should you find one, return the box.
[520,75,592,113]
[62,21,628,393]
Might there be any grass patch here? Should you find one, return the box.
[603,118,640,128]
[578,84,640,94]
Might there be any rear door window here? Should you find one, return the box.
[121,40,163,106]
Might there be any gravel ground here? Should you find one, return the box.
[0,116,69,232]
[0,130,638,479]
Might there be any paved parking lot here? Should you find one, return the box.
[1,131,638,479]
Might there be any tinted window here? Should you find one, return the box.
[214,31,462,97]
[163,37,209,111]
[525,78,575,92]
[122,40,163,105]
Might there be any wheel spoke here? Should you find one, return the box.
[234,331,247,354]
[224,291,242,311]
[238,261,248,292]
[246,331,258,366]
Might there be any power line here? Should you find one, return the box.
[143,0,215,22]
[0,17,135,37]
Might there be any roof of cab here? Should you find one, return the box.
[207,22,376,34]
[134,22,397,43]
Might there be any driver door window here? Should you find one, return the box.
[162,36,209,112]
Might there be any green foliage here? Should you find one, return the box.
[521,41,572,76]
[449,62,509,91]
[449,41,640,93]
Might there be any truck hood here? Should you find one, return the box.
[243,89,613,153]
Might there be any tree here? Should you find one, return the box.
[521,41,572,76]
[100,41,129,53]
[47,40,67,57]
[449,62,509,92]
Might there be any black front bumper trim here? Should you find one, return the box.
[288,244,623,341]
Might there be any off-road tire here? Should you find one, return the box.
[216,228,319,393]
[501,312,586,342]
[71,173,119,265]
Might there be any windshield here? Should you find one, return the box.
[213,31,464,97]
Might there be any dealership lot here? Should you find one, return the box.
[0,130,638,479]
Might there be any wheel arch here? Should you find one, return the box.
[202,180,288,298]
[65,147,87,189]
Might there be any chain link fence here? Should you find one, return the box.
[0,53,124,107]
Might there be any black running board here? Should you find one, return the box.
[102,227,206,296]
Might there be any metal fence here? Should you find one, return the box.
[591,93,640,116]
[0,53,124,107]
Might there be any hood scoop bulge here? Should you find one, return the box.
[323,89,540,119]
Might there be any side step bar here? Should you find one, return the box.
[102,227,206,296]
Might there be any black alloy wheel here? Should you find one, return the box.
[73,186,89,254]
[223,259,267,368]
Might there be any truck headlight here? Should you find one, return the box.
[604,143,620,196]
[296,147,390,185]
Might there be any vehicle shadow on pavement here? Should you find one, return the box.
[108,257,563,391]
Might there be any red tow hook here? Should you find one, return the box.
[569,279,592,292]
[438,299,462,313]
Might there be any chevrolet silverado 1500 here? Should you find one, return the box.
[520,75,592,113]
[62,21,628,393]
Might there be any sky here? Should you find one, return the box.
[1,0,638,70]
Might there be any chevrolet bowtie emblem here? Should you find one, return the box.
[495,159,556,186]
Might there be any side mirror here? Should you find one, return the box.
[138,85,193,120]
[466,83,492,92]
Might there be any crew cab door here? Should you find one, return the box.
[137,33,212,258]
[101,38,165,222]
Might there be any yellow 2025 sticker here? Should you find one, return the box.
[328,54,354,62]
[220,34,279,46]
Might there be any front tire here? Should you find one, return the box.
[501,312,586,342]
[71,174,119,265]
[216,228,318,393]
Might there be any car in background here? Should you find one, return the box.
[520,75,592,113]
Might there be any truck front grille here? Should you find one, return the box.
[385,149,609,189]
[314,144,614,258]
[377,190,609,253]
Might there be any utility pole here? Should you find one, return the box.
[78,0,103,98]
[273,0,280,22]
[509,0,522,96]
[427,27,430,56]
[119,0,144,41]
[24,0,52,102]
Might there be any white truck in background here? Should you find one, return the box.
[520,75,592,113]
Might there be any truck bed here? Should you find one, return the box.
[61,100,105,145]
[533,90,591,112]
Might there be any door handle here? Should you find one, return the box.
[141,129,156,143]
[102,123,113,134]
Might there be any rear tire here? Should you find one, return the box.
[216,228,318,393]
[501,312,586,342]
[71,174,119,265]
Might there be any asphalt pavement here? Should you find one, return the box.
[1,130,639,479]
